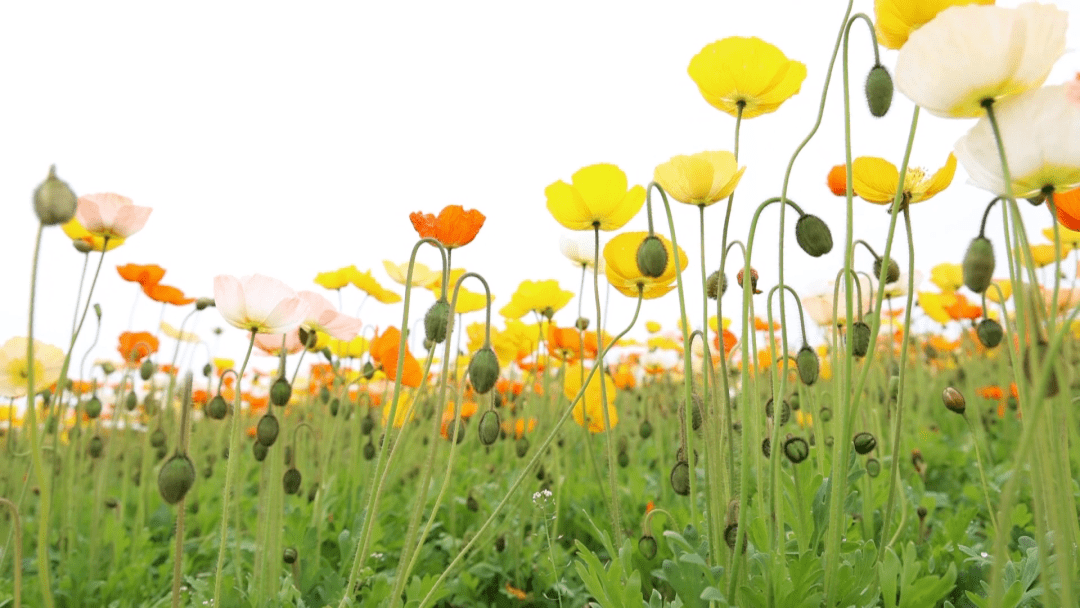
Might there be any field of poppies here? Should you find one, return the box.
[4,1,1080,607]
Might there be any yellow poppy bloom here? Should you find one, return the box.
[687,37,807,119]
[426,268,468,293]
[545,164,646,231]
[918,291,957,325]
[873,0,995,50]
[213,357,234,371]
[314,266,357,290]
[930,263,964,292]
[499,280,574,320]
[603,232,688,300]
[350,269,401,304]
[645,321,662,333]
[431,284,492,314]
[383,261,441,287]
[328,335,369,359]
[564,363,618,433]
[653,151,746,206]
[62,217,125,251]
[0,337,65,398]
[1043,225,1080,249]
[647,336,681,352]
[1021,244,1063,268]
[381,392,417,428]
[160,321,199,343]
[852,154,956,206]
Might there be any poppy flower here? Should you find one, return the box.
[545,164,645,231]
[645,321,661,333]
[564,363,618,433]
[409,205,486,249]
[350,269,402,304]
[327,335,369,359]
[873,0,995,50]
[75,193,152,240]
[383,260,441,288]
[653,151,746,206]
[547,325,596,362]
[439,400,478,439]
[929,263,964,293]
[895,3,1066,118]
[943,293,982,321]
[1042,221,1080,249]
[1022,244,1064,269]
[117,331,159,364]
[117,264,165,287]
[827,165,848,196]
[688,37,807,119]
[381,392,417,428]
[62,217,126,251]
[955,85,1080,198]
[297,291,361,341]
[369,327,422,388]
[314,266,357,290]
[499,280,574,320]
[501,418,538,439]
[143,283,195,306]
[603,232,688,300]
[428,284,492,314]
[160,321,199,343]
[918,292,957,325]
[851,154,956,206]
[213,274,308,334]
[559,234,605,272]
[986,279,1012,303]
[254,331,305,356]
[712,328,738,356]
[0,337,64,398]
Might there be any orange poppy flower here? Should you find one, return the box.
[142,282,195,306]
[69,380,95,395]
[496,377,525,398]
[754,317,781,332]
[117,331,159,364]
[192,389,209,406]
[369,327,422,388]
[827,164,847,196]
[409,205,486,249]
[505,583,528,601]
[501,417,537,439]
[547,325,597,361]
[1053,186,1080,231]
[117,263,165,287]
[943,293,982,321]
[646,500,655,513]
[976,385,1004,400]
[712,328,738,356]
[440,401,479,439]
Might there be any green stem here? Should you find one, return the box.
[593,225,623,545]
[0,497,22,608]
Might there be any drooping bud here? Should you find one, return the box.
[362,361,376,380]
[88,435,104,458]
[150,428,167,449]
[783,436,810,464]
[853,432,877,455]
[270,377,292,407]
[962,236,995,293]
[283,547,298,565]
[157,454,196,505]
[124,392,138,411]
[139,359,156,380]
[670,461,690,496]
[618,451,630,467]
[424,298,452,344]
[796,346,819,386]
[73,240,93,254]
[864,64,894,117]
[363,440,376,460]
[866,458,881,477]
[765,398,791,426]
[639,419,653,439]
[329,398,340,417]
[515,437,529,458]
[85,396,103,419]
[737,268,761,294]
[976,318,1003,348]
[252,441,268,461]
[795,215,834,257]
[256,413,280,447]
[873,256,900,284]
[636,235,669,278]
[202,363,213,377]
[942,387,966,415]
[101,361,116,376]
[33,165,78,226]
[360,414,374,435]
[850,321,871,357]
[638,534,658,559]
[761,437,772,458]
[575,317,590,331]
[706,271,727,300]
[206,394,228,420]
[468,347,500,394]
[283,467,302,495]
[195,297,215,310]
[478,409,500,445]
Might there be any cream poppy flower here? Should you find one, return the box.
[213,274,308,334]
[653,151,746,206]
[559,233,605,274]
[382,261,441,287]
[75,193,152,240]
[955,85,1080,198]
[895,3,1066,118]
[873,0,995,50]
[0,337,65,398]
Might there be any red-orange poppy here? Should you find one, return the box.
[827,164,847,196]
[501,417,537,439]
[440,401,479,439]
[369,327,422,388]
[645,500,655,514]
[547,325,597,361]
[409,205,486,249]
[1053,186,1080,231]
[505,583,528,601]
[754,317,782,332]
[143,283,195,306]
[943,293,981,321]
[117,331,159,364]
[711,328,738,356]
[117,263,165,287]
[495,378,525,398]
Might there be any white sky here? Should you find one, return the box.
[2,1,1078,374]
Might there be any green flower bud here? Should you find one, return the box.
[363,440,376,460]
[761,437,772,458]
[468,347,500,394]
[101,361,116,376]
[283,467,302,495]
[206,394,228,420]
[796,345,819,386]
[157,454,196,505]
[139,359,156,381]
[850,321,871,358]
[424,298,452,344]
[617,451,629,467]
[466,494,479,512]
[362,361,376,380]
[283,547,298,565]
[706,271,727,300]
[866,458,881,478]
[670,461,690,496]
[795,214,834,257]
[783,436,810,464]
[865,64,893,118]
[962,236,995,293]
[887,375,900,401]
[252,441,268,462]
[73,240,93,254]
[124,392,138,412]
[202,363,213,377]
[33,165,78,226]
[478,409,500,446]
[575,317,590,331]
[942,386,966,415]
[88,435,104,458]
[976,318,1003,348]
[765,398,791,426]
[515,437,530,458]
[329,397,340,417]
[853,431,877,455]
[639,419,653,439]
[150,428,167,449]
[638,534,658,559]
[636,235,668,278]
[737,268,761,294]
[256,413,280,447]
[360,414,374,435]
[85,396,102,419]
[724,523,746,553]
[195,297,215,310]
[873,256,900,284]
[270,377,292,407]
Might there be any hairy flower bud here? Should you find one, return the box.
[853,431,877,455]
[468,347,500,394]
[195,297,215,310]
[85,396,102,419]
[976,318,1003,348]
[73,240,94,254]
[706,270,727,300]
[139,359,156,381]
[636,235,669,278]
[873,256,900,284]
[283,467,302,495]
[796,345,819,386]
[33,165,78,226]
[783,436,810,464]
[424,298,452,344]
[158,454,196,505]
[962,236,995,293]
[478,409,500,445]
[638,534,658,559]
[206,394,228,420]
[256,413,280,447]
[795,214,834,257]
[670,460,690,496]
[942,386,966,415]
[850,321,871,358]
[270,377,292,407]
[865,64,894,118]
[737,268,761,294]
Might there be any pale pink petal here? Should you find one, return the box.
[111,205,152,238]
[261,297,307,334]
[76,198,105,233]
[297,291,335,322]
[317,310,362,341]
[255,331,304,355]
[214,275,249,330]
[240,274,298,324]
[1067,80,1080,108]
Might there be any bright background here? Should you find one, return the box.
[2,1,1078,372]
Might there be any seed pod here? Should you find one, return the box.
[252,441,268,461]
[962,236,995,293]
[150,428,167,449]
[706,271,727,300]
[202,363,213,377]
[477,410,500,445]
[796,346,819,386]
[865,63,894,117]
[853,432,877,455]
[737,268,761,294]
[256,413,280,447]
[976,318,1003,348]
[638,534,658,559]
[575,317,590,331]
[270,377,292,407]
[618,451,630,468]
[206,395,228,420]
[866,458,882,478]
[139,359,156,381]
[33,165,78,226]
[468,347,500,394]
[157,454,196,505]
[362,361,376,380]
[515,437,529,458]
[670,461,690,496]
[761,437,772,458]
[282,467,302,495]
[636,235,669,278]
[795,214,834,257]
[85,396,103,419]
[783,437,809,464]
[850,321,871,358]
[283,547,298,564]
[873,256,900,284]
[363,440,376,460]
[424,298,452,344]
[88,435,104,458]
[942,387,966,415]
[639,419,653,439]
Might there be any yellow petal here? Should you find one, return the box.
[917,153,957,201]
[852,157,900,204]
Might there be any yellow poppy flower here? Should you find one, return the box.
[603,232,688,300]
[545,164,646,231]
[564,363,618,433]
[499,280,574,320]
[62,217,125,251]
[873,0,995,51]
[213,358,234,371]
[647,336,681,351]
[653,151,746,206]
[314,266,357,290]
[431,284,492,314]
[160,321,199,343]
[0,337,65,398]
[687,37,807,119]
[328,335,369,359]
[1021,244,1063,268]
[852,154,956,206]
[426,268,468,293]
[1043,225,1080,249]
[930,263,964,292]
[350,269,402,304]
[381,392,417,428]
[383,261,441,287]
[918,291,957,325]
[645,321,662,333]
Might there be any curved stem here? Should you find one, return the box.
[0,498,21,608]
[592,225,623,545]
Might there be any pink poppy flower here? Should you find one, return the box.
[213,274,307,334]
[297,291,362,341]
[254,331,305,356]
[75,193,152,239]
